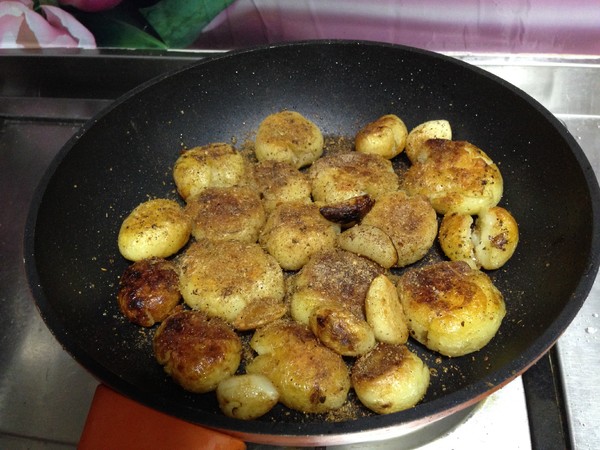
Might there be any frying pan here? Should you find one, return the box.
[25,41,600,445]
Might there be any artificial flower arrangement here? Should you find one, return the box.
[0,0,234,48]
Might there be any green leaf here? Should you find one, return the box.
[140,0,234,48]
[71,8,167,49]
[86,17,167,49]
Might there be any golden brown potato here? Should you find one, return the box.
[252,160,312,213]
[153,310,242,393]
[360,191,438,267]
[405,119,452,164]
[259,201,340,271]
[185,186,265,243]
[309,151,399,205]
[117,258,181,327]
[118,198,191,261]
[402,139,503,215]
[289,249,385,324]
[438,211,478,268]
[439,207,519,270]
[249,318,307,355]
[355,114,408,159]
[352,343,429,414]
[246,320,351,414]
[254,111,324,169]
[233,296,288,332]
[308,303,376,356]
[173,143,248,201]
[472,206,519,270]
[216,374,279,420]
[397,261,506,357]
[337,223,398,269]
[365,274,409,345]
[177,239,286,330]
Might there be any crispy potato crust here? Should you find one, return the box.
[254,111,324,169]
[259,201,340,270]
[355,114,408,159]
[117,258,181,327]
[247,320,351,413]
[361,191,438,267]
[289,249,385,323]
[252,160,312,212]
[177,239,286,330]
[309,151,399,204]
[405,119,452,163]
[153,310,242,393]
[352,343,429,414]
[173,143,248,200]
[185,186,265,243]
[397,261,506,357]
[402,139,503,215]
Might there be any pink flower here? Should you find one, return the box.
[0,0,96,48]
[58,0,123,13]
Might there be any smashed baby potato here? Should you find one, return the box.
[338,223,398,269]
[352,343,429,414]
[216,374,279,420]
[177,239,286,330]
[438,211,477,267]
[259,201,340,271]
[153,310,241,393]
[355,114,408,159]
[117,258,181,327]
[309,303,376,357]
[288,288,334,327]
[255,111,324,169]
[118,198,191,261]
[309,151,399,204]
[402,139,503,215]
[247,320,351,414]
[360,191,438,268]
[365,274,409,345]
[289,249,384,324]
[439,207,519,270]
[472,206,519,269]
[173,143,248,201]
[233,296,288,332]
[337,191,438,269]
[185,186,265,243]
[397,261,506,357]
[252,160,312,213]
[405,119,452,164]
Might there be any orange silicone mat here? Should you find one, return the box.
[78,384,246,450]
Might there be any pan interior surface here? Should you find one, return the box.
[25,41,600,442]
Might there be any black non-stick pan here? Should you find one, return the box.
[25,41,600,445]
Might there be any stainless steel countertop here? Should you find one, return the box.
[460,54,600,450]
[1,52,599,449]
